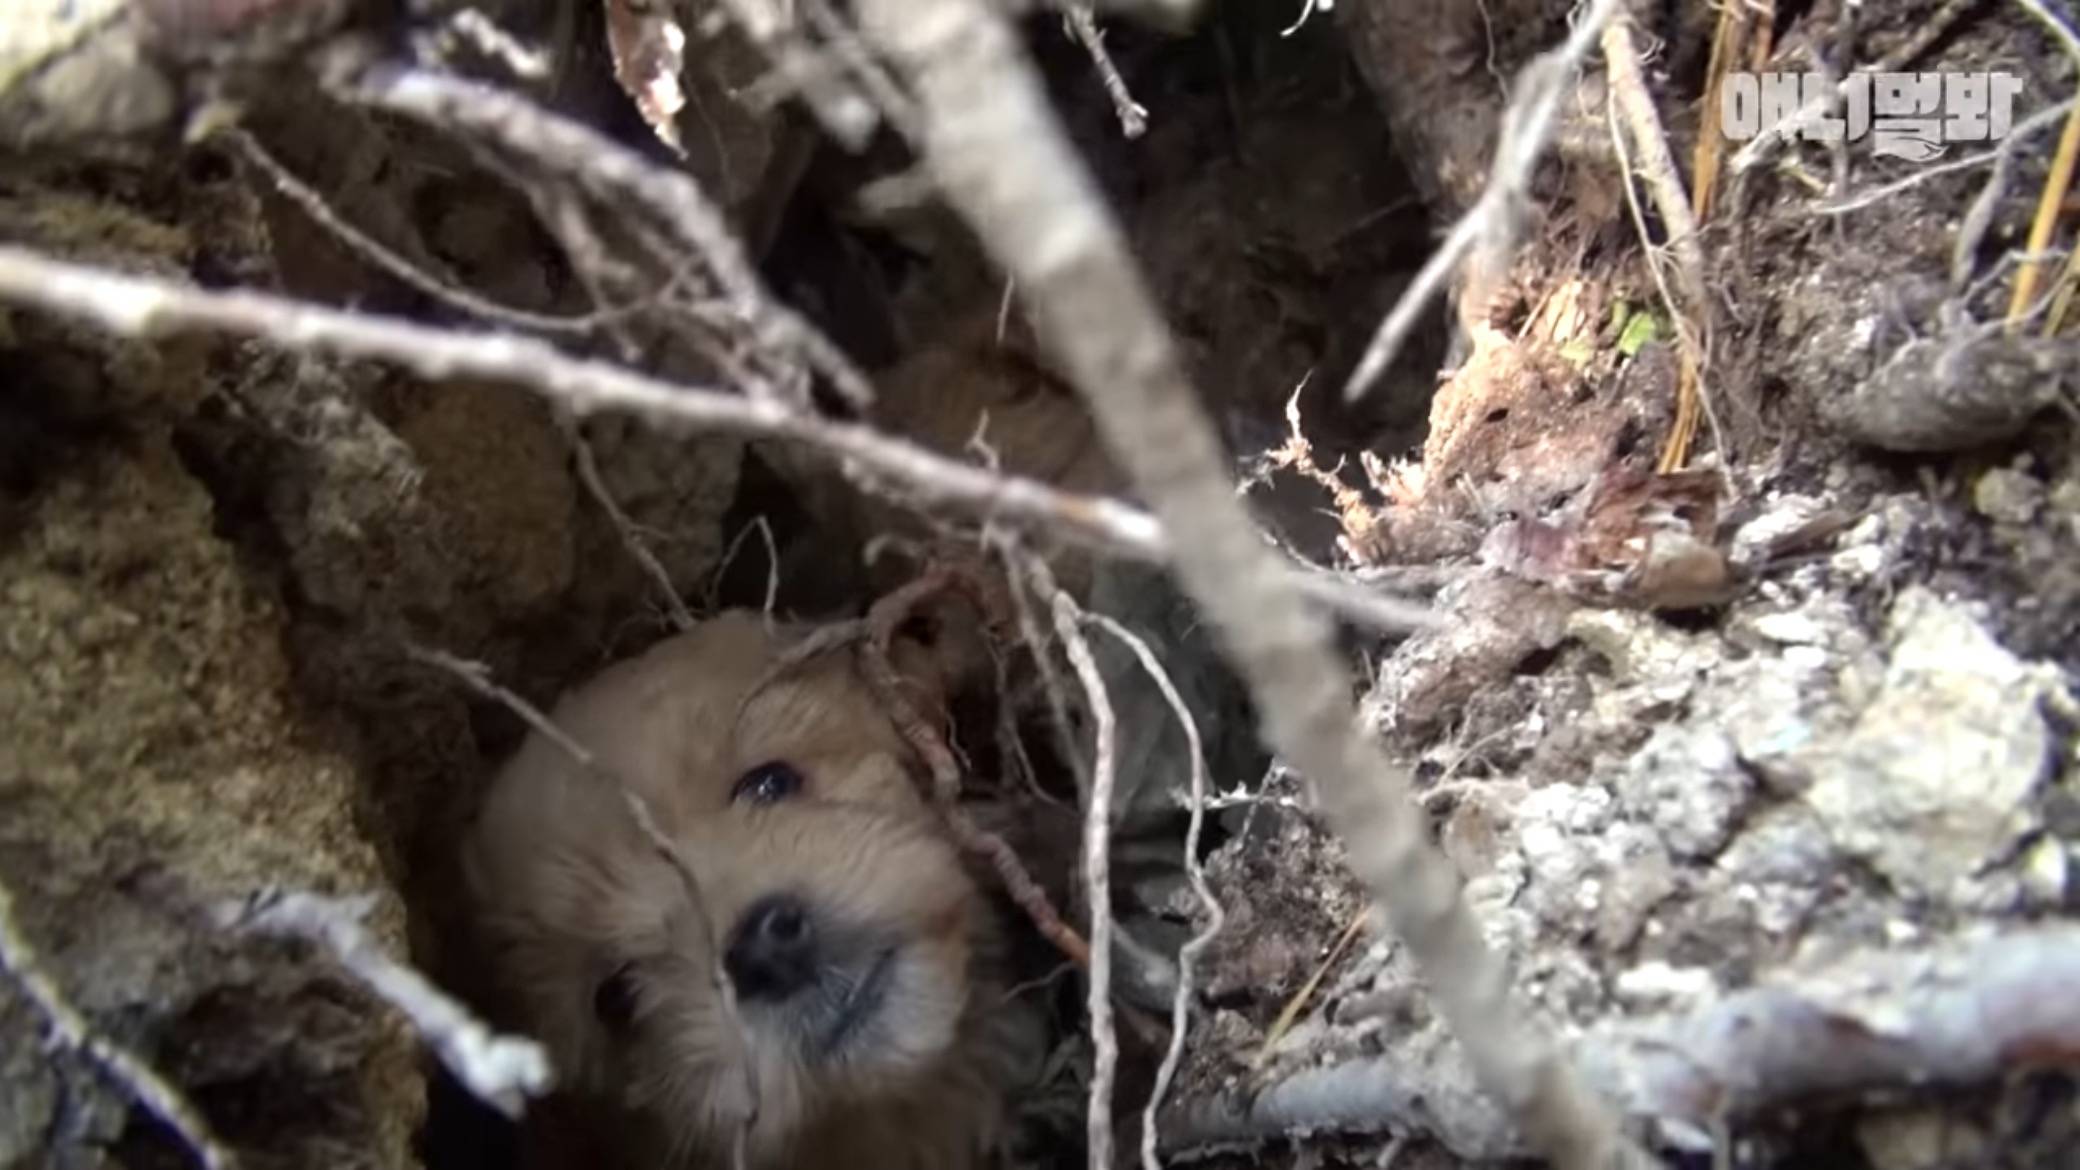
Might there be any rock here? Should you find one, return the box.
[244,354,461,621]
[1612,961,1718,1009]
[2050,469,2080,545]
[1824,334,2071,453]
[1711,805,1838,937]
[1827,495,1929,586]
[1617,725,1754,860]
[1746,609,1832,647]
[1202,809,1367,1005]
[2019,835,2069,909]
[1973,465,2044,527]
[1371,573,1577,734]
[1803,587,2064,906]
[1514,784,1677,948]
[1564,607,1718,691]
[394,379,578,621]
[569,413,741,617]
[0,436,420,1169]
[1718,600,1870,795]
[1728,493,1843,571]
[1440,783,1525,881]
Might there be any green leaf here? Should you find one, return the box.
[1617,308,1663,357]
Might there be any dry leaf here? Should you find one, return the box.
[1481,465,1734,610]
[605,0,689,155]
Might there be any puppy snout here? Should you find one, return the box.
[726,893,817,1000]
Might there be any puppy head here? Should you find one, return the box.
[464,612,985,1161]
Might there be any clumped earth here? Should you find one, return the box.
[1,0,2077,1168]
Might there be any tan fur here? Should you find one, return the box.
[756,310,1125,598]
[464,613,1036,1170]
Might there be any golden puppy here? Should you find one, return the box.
[464,612,1037,1170]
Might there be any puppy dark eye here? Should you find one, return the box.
[732,761,803,806]
[594,962,638,1033]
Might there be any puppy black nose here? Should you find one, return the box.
[725,894,817,1000]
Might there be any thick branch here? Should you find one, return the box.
[847,1,1644,1167]
[224,889,551,1121]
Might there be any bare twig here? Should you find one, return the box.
[710,514,781,629]
[1955,122,2028,289]
[848,0,1643,1164]
[1063,4,1149,139]
[797,0,924,141]
[0,877,237,1170]
[707,0,881,148]
[844,574,1096,968]
[1818,100,2077,215]
[1341,0,1623,402]
[424,8,555,79]
[1281,0,1328,36]
[1688,0,1749,222]
[0,245,1432,635]
[1824,6,1854,196]
[953,803,1095,967]
[1600,11,1729,477]
[2005,0,2080,332]
[1869,0,1978,70]
[511,179,653,363]
[565,416,696,631]
[989,633,1060,806]
[1601,17,1706,314]
[997,277,1019,344]
[1287,565,1435,634]
[1256,375,1382,550]
[992,546,1179,1044]
[1048,586,1122,1170]
[2017,0,2080,66]
[331,59,873,411]
[1076,615,1225,1170]
[997,534,1094,796]
[1254,903,1369,1065]
[224,129,596,336]
[401,645,759,1148]
[223,889,551,1120]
